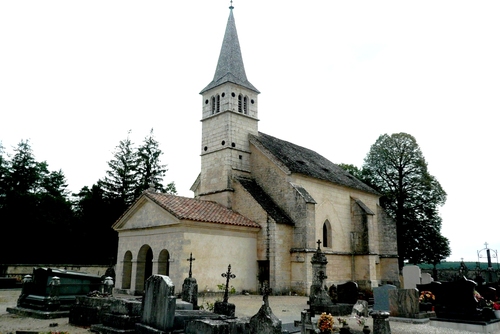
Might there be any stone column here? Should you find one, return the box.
[130,260,138,294]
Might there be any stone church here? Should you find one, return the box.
[112,6,399,296]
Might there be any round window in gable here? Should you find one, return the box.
[204,146,208,151]
[231,92,236,97]
[251,99,255,104]
[205,99,209,104]
[221,140,225,146]
[222,92,225,97]
[231,142,235,147]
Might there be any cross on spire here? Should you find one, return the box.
[229,0,233,9]
[317,239,322,250]
[221,264,236,303]
[187,253,195,278]
[485,242,489,249]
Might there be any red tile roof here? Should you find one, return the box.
[145,192,261,229]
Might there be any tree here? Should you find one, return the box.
[135,129,176,196]
[0,142,9,208]
[0,140,75,263]
[361,133,450,269]
[73,184,118,264]
[100,132,138,214]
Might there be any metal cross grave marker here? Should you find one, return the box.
[221,264,236,303]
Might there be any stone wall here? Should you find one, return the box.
[4,265,111,278]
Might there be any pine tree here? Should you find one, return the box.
[135,129,176,196]
[1,140,75,263]
[100,132,138,213]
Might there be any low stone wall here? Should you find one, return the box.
[3,264,111,279]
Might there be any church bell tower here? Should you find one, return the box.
[195,4,260,208]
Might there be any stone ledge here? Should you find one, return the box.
[430,317,500,333]
[6,306,69,319]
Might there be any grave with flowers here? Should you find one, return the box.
[426,276,500,333]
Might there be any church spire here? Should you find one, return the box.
[200,5,259,94]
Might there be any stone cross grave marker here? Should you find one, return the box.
[402,265,421,289]
[182,253,198,309]
[187,252,195,278]
[373,284,397,312]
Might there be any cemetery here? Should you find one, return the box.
[2,243,500,333]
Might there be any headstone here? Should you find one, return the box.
[136,275,176,333]
[388,288,419,318]
[421,273,433,284]
[182,253,198,309]
[337,281,358,304]
[373,284,396,312]
[433,276,483,321]
[351,299,369,317]
[249,283,282,334]
[402,265,421,289]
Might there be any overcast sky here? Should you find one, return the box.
[1,1,499,264]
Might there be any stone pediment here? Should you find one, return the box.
[113,197,180,231]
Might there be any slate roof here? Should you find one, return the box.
[200,7,259,94]
[116,192,261,229]
[251,132,379,195]
[236,177,294,225]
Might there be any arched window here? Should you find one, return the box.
[216,94,221,113]
[211,96,216,114]
[323,220,332,248]
[238,94,243,113]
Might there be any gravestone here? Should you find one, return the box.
[213,264,236,317]
[308,240,335,315]
[337,281,358,304]
[402,265,421,289]
[249,283,282,334]
[351,299,369,317]
[136,275,176,334]
[388,288,419,318]
[182,253,198,309]
[373,284,396,312]
[8,267,103,319]
[433,276,484,321]
[90,297,142,333]
[421,273,433,284]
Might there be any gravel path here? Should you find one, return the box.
[1,289,498,333]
